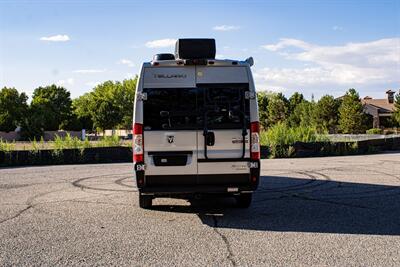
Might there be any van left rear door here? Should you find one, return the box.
[142,67,198,186]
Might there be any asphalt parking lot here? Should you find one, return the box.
[1,153,399,266]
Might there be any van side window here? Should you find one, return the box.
[143,88,198,130]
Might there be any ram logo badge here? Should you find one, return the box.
[167,135,174,144]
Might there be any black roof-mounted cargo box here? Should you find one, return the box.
[175,38,216,60]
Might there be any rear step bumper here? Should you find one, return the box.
[135,160,260,195]
[139,184,256,195]
[146,173,251,186]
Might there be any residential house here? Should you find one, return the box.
[361,90,397,128]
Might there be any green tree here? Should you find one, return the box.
[71,93,94,130]
[0,87,28,132]
[338,88,366,134]
[88,77,137,131]
[267,92,289,126]
[118,78,137,129]
[20,108,45,140]
[30,85,73,131]
[392,91,400,126]
[257,91,269,129]
[288,100,316,128]
[288,92,304,113]
[314,95,340,133]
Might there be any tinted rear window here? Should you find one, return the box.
[199,87,250,130]
[143,86,249,131]
[143,88,198,130]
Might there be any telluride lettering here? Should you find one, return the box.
[153,74,187,79]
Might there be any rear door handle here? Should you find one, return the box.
[206,131,215,146]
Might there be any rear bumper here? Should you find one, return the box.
[139,184,256,195]
[134,160,260,195]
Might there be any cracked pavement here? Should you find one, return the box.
[1,153,400,266]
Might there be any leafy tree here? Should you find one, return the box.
[257,91,269,129]
[118,78,137,129]
[288,100,316,128]
[88,77,137,131]
[314,95,340,133]
[0,87,28,132]
[338,88,366,134]
[30,85,73,131]
[71,93,94,130]
[393,91,400,126]
[19,108,45,140]
[267,92,289,126]
[288,92,304,113]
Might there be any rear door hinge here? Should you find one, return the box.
[245,91,256,99]
[137,92,147,101]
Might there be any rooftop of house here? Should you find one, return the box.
[361,90,397,113]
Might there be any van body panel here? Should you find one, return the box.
[245,66,260,122]
[144,131,197,176]
[197,129,250,159]
[143,67,195,88]
[196,66,248,84]
[198,161,250,175]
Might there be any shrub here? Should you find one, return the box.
[260,123,327,147]
[260,123,328,158]
[0,138,15,152]
[366,128,383,134]
[98,135,121,147]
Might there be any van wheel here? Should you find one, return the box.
[235,193,252,208]
[139,194,152,209]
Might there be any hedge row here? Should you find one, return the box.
[262,137,400,158]
[0,147,132,167]
[0,137,399,167]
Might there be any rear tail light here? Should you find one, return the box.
[250,121,260,160]
[133,123,144,162]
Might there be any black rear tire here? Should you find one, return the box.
[139,194,152,209]
[235,193,252,208]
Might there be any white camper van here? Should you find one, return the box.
[133,39,260,209]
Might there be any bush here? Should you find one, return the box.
[260,123,328,158]
[366,128,383,134]
[0,138,15,152]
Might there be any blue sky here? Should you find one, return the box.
[0,0,399,100]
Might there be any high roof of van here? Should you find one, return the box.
[143,58,252,68]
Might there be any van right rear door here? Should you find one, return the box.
[196,66,251,185]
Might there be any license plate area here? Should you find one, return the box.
[149,151,192,167]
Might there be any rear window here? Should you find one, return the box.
[143,88,198,130]
[199,86,250,130]
[142,86,250,131]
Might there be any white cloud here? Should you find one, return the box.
[118,59,135,67]
[56,78,74,86]
[213,25,241,31]
[257,38,400,91]
[40,34,70,42]
[73,69,106,73]
[262,38,312,52]
[145,38,176,48]
[85,81,100,87]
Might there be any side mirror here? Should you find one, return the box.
[245,57,254,67]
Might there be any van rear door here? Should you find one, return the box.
[142,67,198,185]
[196,66,251,182]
